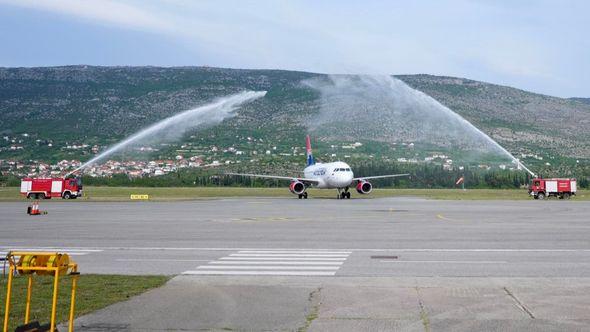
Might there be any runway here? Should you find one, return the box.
[1,197,589,277]
[2,197,590,331]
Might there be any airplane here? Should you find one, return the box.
[226,135,409,199]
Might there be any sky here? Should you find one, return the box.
[0,0,588,98]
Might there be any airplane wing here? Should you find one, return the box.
[225,173,320,184]
[353,173,410,181]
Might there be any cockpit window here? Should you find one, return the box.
[345,168,351,171]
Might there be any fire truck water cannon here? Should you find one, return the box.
[514,158,537,178]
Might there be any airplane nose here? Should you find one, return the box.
[334,173,352,187]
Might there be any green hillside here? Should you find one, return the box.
[1,66,589,185]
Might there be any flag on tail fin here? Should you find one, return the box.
[455,177,464,185]
[306,135,315,166]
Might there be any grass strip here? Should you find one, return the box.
[0,186,588,201]
[1,274,169,331]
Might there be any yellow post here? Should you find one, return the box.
[24,275,33,324]
[68,272,79,332]
[3,266,14,332]
[50,269,59,332]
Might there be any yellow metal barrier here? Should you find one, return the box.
[3,251,79,332]
[130,194,149,200]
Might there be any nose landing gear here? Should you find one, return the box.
[337,188,351,199]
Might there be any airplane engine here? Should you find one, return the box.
[356,180,372,194]
[289,181,305,195]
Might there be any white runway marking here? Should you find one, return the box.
[229,253,349,257]
[185,250,351,276]
[381,260,508,264]
[209,261,344,265]
[1,248,102,257]
[197,266,340,270]
[1,248,103,252]
[4,246,589,253]
[116,259,213,262]
[220,257,347,261]
[183,271,336,276]
[239,250,352,254]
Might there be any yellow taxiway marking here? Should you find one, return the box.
[436,214,455,221]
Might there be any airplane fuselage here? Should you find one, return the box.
[303,161,354,189]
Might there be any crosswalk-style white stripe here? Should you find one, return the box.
[239,250,352,254]
[197,266,340,270]
[209,261,343,265]
[183,250,351,276]
[220,257,346,261]
[229,253,349,257]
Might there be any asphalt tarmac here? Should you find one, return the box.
[2,197,590,331]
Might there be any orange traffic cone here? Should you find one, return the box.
[32,201,39,215]
[27,201,46,215]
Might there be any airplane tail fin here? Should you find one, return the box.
[306,135,315,166]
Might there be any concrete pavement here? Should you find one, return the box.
[1,197,590,331]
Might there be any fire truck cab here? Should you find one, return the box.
[20,177,83,199]
[528,178,576,200]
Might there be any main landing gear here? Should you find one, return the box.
[337,188,351,199]
[298,192,308,199]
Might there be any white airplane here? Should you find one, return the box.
[227,135,409,199]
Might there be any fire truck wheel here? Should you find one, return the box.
[537,193,545,200]
[564,193,571,200]
[38,193,45,199]
[63,192,71,199]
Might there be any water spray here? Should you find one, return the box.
[514,158,537,178]
[66,90,266,176]
[305,75,538,178]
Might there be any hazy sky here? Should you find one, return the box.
[0,0,588,97]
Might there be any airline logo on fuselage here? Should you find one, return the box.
[313,168,326,176]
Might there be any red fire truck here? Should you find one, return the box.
[528,178,576,200]
[20,177,83,199]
